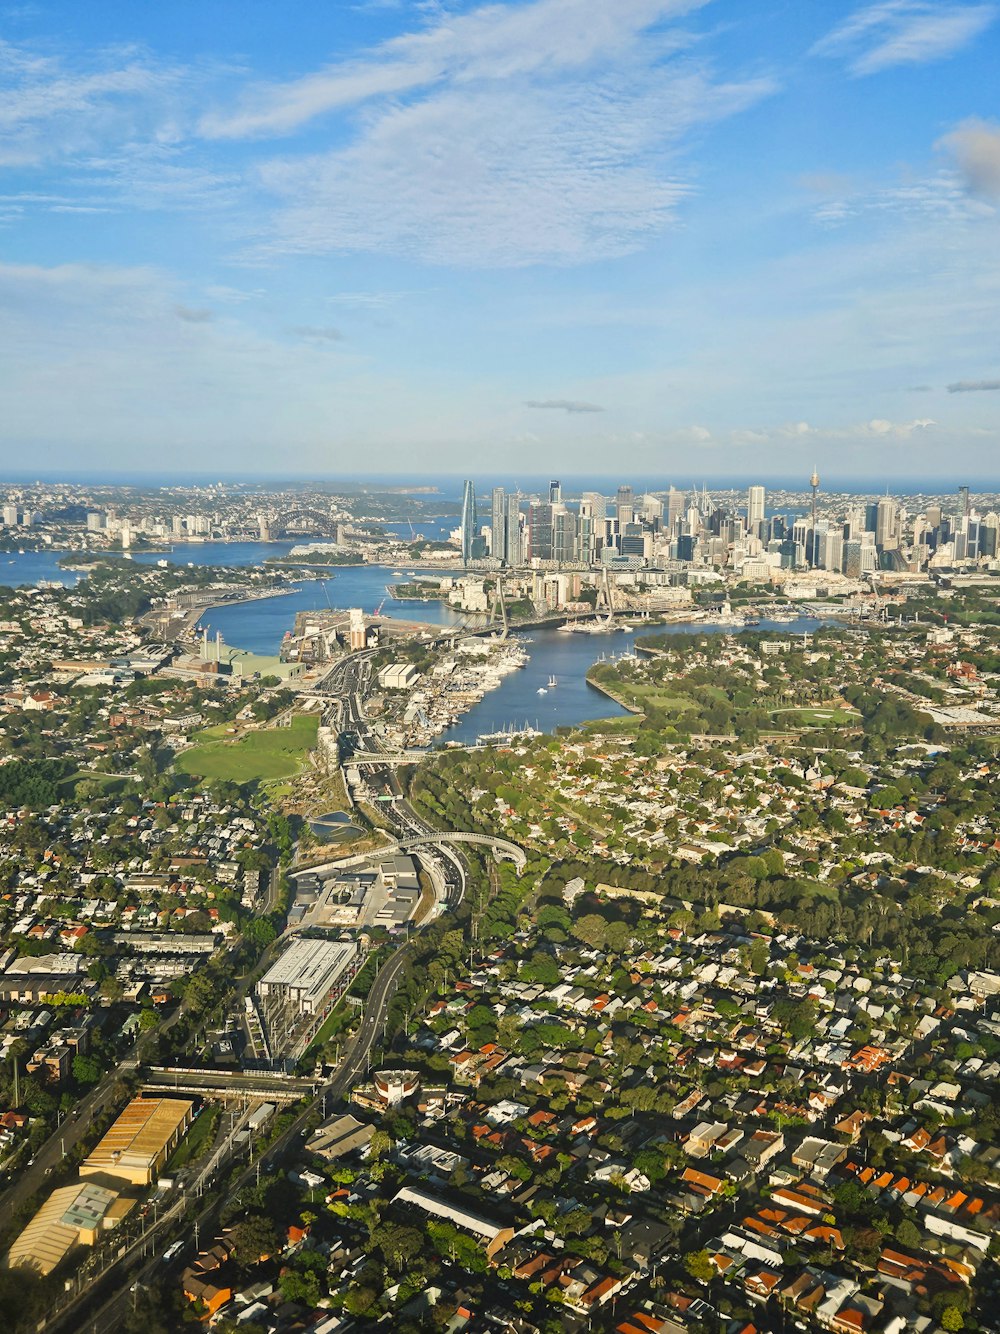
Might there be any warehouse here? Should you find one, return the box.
[256,938,357,1015]
[378,662,419,690]
[7,1181,133,1275]
[81,1095,194,1186]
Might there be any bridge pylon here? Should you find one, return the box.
[489,576,510,640]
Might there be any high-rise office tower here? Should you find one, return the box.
[552,507,578,564]
[747,485,765,535]
[666,486,685,534]
[491,486,506,562]
[876,496,898,551]
[505,493,523,566]
[959,485,970,518]
[527,501,553,561]
[579,495,604,565]
[581,492,607,523]
[460,480,477,564]
[809,469,819,568]
[616,484,634,529]
[640,494,663,525]
[549,480,562,505]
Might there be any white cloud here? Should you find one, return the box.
[812,1,996,76]
[188,0,777,267]
[809,171,991,227]
[244,10,773,266]
[200,0,711,141]
[860,416,934,436]
[937,118,1000,199]
[0,38,194,168]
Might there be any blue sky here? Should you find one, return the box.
[1,0,998,480]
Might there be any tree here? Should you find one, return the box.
[750,938,770,976]
[684,1250,715,1284]
[368,1128,393,1162]
[374,1222,423,1274]
[227,1214,281,1264]
[72,1052,102,1085]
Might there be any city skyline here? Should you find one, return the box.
[0,1,998,476]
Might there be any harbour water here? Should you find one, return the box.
[0,544,829,741]
[194,565,472,655]
[0,549,85,588]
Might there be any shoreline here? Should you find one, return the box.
[584,670,643,715]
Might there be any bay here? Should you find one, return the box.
[0,542,831,742]
[0,549,84,588]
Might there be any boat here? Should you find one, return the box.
[547,675,557,688]
[477,722,542,745]
[392,571,403,577]
[537,687,547,695]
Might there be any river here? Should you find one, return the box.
[0,543,830,742]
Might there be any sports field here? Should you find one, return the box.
[175,714,319,783]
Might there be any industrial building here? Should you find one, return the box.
[256,938,357,1015]
[7,1180,133,1275]
[378,662,419,690]
[81,1095,194,1187]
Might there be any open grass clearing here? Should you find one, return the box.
[175,714,319,784]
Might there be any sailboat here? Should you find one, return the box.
[547,675,557,688]
[537,686,547,695]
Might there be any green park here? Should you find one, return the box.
[174,714,320,784]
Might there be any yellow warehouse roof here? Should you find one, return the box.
[82,1096,193,1179]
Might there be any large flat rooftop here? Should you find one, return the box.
[81,1095,194,1185]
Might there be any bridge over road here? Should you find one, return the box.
[392,832,526,874]
[296,830,526,878]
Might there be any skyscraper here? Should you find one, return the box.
[527,501,553,561]
[615,484,634,530]
[666,486,685,534]
[809,468,819,568]
[549,480,562,505]
[460,480,477,564]
[552,506,578,564]
[875,496,898,551]
[505,493,522,566]
[491,486,506,562]
[747,485,765,535]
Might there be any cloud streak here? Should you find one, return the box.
[525,398,605,413]
[243,0,773,266]
[812,1,996,76]
[947,378,1000,392]
[200,0,711,140]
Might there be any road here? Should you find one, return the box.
[0,1013,181,1224]
[46,937,414,1334]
